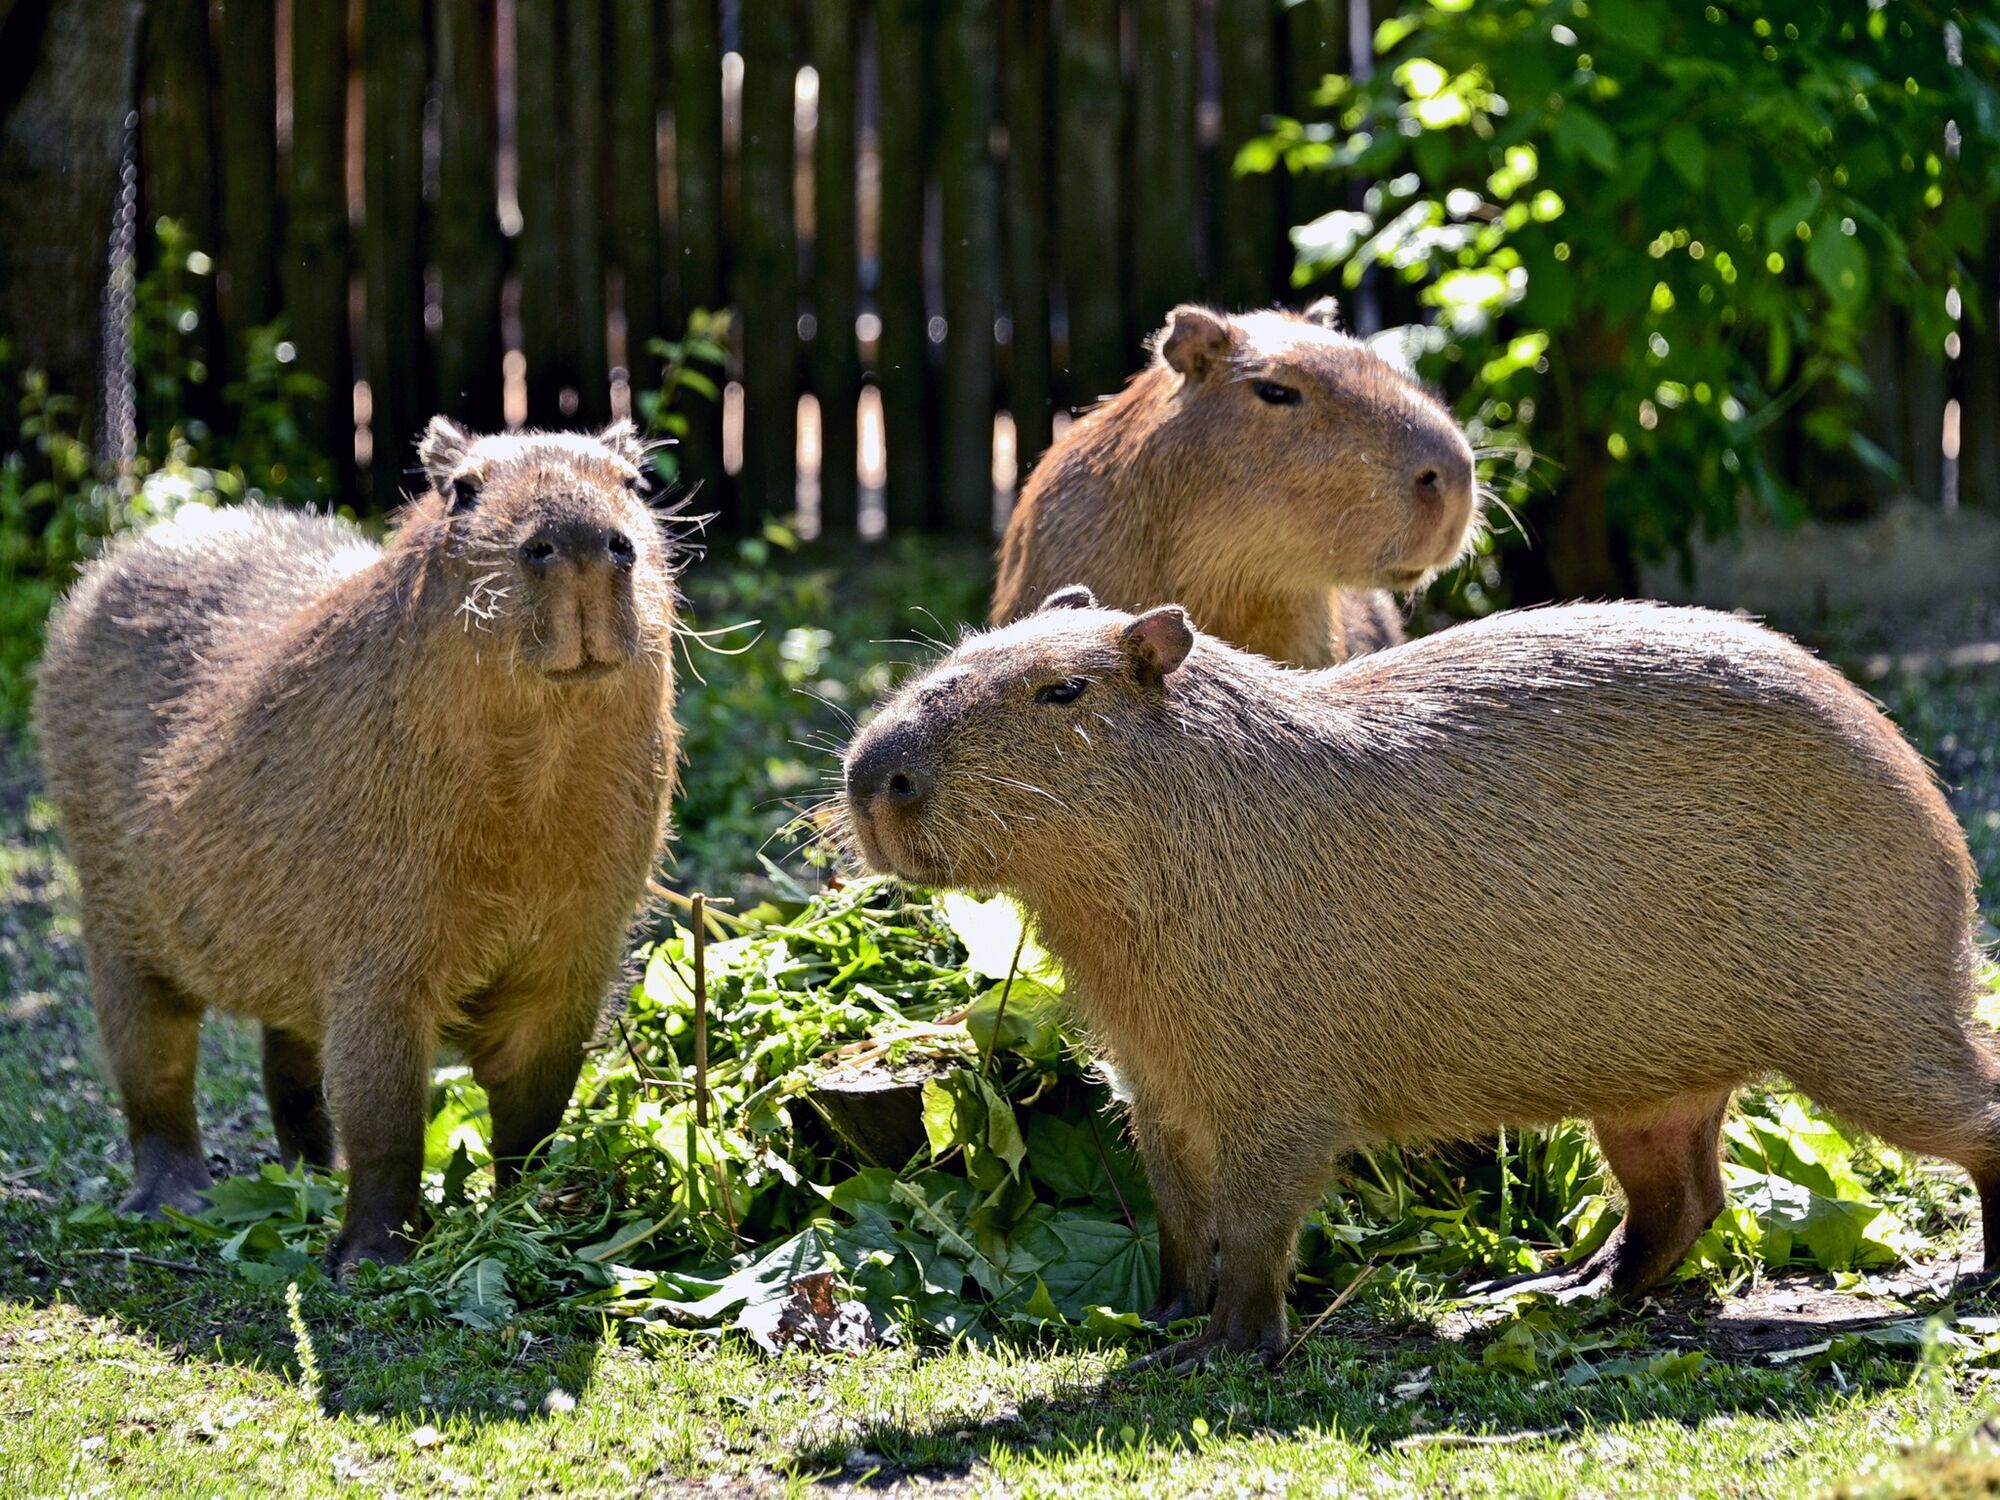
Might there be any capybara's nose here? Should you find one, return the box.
[1412,450,1472,514]
[846,740,924,809]
[522,523,634,572]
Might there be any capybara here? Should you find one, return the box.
[842,590,1988,1368]
[37,418,680,1272]
[991,301,1479,666]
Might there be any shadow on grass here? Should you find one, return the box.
[0,1197,609,1424]
[782,1278,1984,1479]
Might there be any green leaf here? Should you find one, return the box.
[1660,124,1707,190]
[576,1217,661,1265]
[1806,221,1869,315]
[1550,106,1619,173]
[938,892,1056,982]
[450,1257,517,1330]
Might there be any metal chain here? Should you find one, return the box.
[99,106,140,484]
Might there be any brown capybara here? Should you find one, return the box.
[36,418,680,1273]
[991,301,1480,666]
[842,590,1989,1369]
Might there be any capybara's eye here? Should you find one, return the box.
[1251,380,1302,407]
[1034,678,1089,705]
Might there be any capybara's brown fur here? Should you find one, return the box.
[36,419,680,1271]
[844,591,1989,1367]
[991,302,1480,666]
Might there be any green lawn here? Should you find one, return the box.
[4,549,1999,1498]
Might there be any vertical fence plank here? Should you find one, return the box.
[565,0,610,424]
[516,0,569,426]
[611,0,664,399]
[669,0,725,516]
[1214,0,1281,309]
[1057,0,1124,407]
[1905,338,1947,510]
[435,0,504,428]
[876,0,931,530]
[363,0,429,504]
[1965,245,2000,509]
[1000,0,1053,477]
[218,0,278,371]
[1133,0,1198,329]
[737,0,797,525]
[938,0,999,535]
[811,0,860,537]
[284,0,352,487]
[138,0,220,431]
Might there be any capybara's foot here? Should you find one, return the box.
[330,1224,415,1281]
[118,1147,214,1220]
[1126,1317,1289,1375]
[1463,1256,1612,1306]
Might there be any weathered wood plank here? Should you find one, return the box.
[139,0,220,430]
[736,0,798,524]
[566,0,610,424]
[362,0,429,506]
[875,0,932,529]
[282,0,351,485]
[1214,0,1283,308]
[515,0,570,427]
[809,0,859,538]
[1056,0,1124,409]
[610,0,664,398]
[218,0,278,369]
[938,0,999,535]
[435,0,504,428]
[1133,0,1199,326]
[669,0,725,517]
[1000,0,1053,477]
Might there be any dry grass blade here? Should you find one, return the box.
[1276,1260,1378,1369]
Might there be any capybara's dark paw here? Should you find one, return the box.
[118,1165,214,1220]
[330,1226,415,1282]
[1126,1313,1289,1375]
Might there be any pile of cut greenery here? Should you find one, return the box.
[95,869,1994,1353]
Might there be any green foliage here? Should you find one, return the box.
[0,219,337,728]
[635,307,730,486]
[1252,0,1999,585]
[146,872,1993,1353]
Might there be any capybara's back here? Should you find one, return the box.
[843,593,1989,1366]
[37,419,682,1273]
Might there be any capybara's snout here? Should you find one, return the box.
[519,519,644,679]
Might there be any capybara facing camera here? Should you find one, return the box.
[845,590,1990,1368]
[36,419,681,1272]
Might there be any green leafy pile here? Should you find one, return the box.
[144,878,1986,1349]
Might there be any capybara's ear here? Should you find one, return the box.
[1039,585,1099,612]
[597,418,645,468]
[1159,306,1232,380]
[1301,296,1341,330]
[1120,605,1194,685]
[418,416,476,501]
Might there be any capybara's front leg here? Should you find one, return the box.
[472,989,602,1191]
[90,946,213,1218]
[322,996,432,1276]
[1129,1098,1216,1325]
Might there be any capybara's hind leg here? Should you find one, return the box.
[1791,1029,2000,1278]
[1577,1091,1732,1301]
[262,1025,335,1169]
[90,950,212,1218]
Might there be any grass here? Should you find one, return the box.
[4,545,2000,1497]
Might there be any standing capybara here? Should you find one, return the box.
[843,590,1989,1368]
[991,301,1480,666]
[36,419,680,1272]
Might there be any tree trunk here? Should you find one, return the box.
[0,0,139,434]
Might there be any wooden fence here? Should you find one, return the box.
[129,0,1986,537]
[134,0,1379,533]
